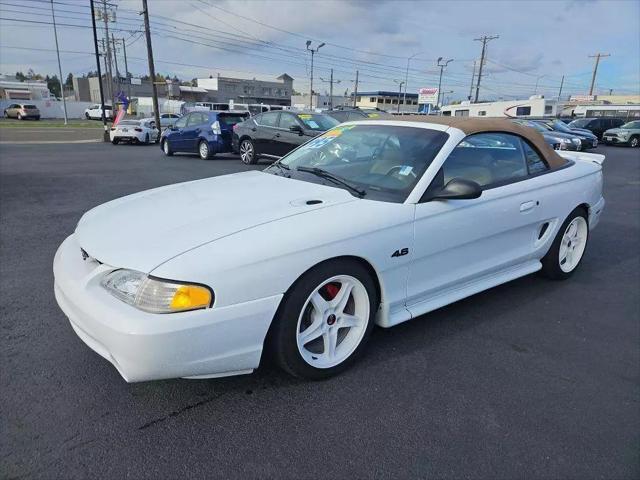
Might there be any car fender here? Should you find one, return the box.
[151,199,416,326]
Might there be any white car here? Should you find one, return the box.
[84,104,113,120]
[54,118,605,382]
[110,119,159,145]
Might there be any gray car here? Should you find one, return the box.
[513,120,582,151]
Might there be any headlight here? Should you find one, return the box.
[101,269,213,313]
[560,138,571,143]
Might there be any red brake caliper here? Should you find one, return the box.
[324,283,340,300]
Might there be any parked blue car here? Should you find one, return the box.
[160,110,249,159]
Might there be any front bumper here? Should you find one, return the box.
[53,234,282,382]
[603,135,629,145]
[589,196,605,230]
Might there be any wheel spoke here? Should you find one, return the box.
[322,328,338,359]
[299,314,324,344]
[339,314,361,329]
[310,291,329,314]
[331,281,354,313]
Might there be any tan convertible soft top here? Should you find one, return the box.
[397,116,569,169]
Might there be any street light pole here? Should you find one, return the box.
[534,74,545,95]
[306,40,325,109]
[50,0,67,125]
[403,52,421,109]
[141,0,160,130]
[394,80,405,113]
[436,57,453,113]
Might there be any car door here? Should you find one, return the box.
[273,112,305,156]
[252,112,280,156]
[181,112,206,152]
[167,114,189,150]
[407,132,549,314]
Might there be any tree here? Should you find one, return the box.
[65,73,74,88]
[46,74,61,98]
[15,71,26,82]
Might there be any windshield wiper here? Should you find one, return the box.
[267,161,291,176]
[296,166,366,198]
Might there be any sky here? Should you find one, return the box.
[0,0,639,103]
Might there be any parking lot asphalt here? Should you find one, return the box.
[1,142,639,479]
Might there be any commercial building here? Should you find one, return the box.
[196,74,293,106]
[354,91,420,113]
[441,96,560,118]
[73,76,169,103]
[290,93,351,110]
[0,75,52,100]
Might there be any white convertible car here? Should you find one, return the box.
[54,118,605,382]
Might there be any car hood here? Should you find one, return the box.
[604,128,631,135]
[75,171,356,272]
[570,128,595,137]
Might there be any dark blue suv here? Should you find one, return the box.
[160,110,249,159]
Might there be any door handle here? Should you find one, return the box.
[275,133,281,137]
[520,201,537,212]
[195,128,201,133]
[251,127,257,132]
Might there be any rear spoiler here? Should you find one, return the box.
[558,151,605,166]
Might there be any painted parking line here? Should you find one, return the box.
[0,139,102,144]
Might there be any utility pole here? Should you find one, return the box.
[111,34,121,100]
[352,70,359,107]
[306,40,325,109]
[101,0,114,105]
[121,37,131,100]
[534,75,545,95]
[142,0,160,129]
[403,52,422,109]
[557,75,564,103]
[473,34,499,103]
[90,0,109,141]
[50,0,67,125]
[588,53,610,96]
[320,69,341,110]
[436,57,453,113]
[468,60,476,100]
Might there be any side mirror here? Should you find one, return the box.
[431,178,482,200]
[289,124,303,135]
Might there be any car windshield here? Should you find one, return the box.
[517,121,547,133]
[568,118,591,128]
[270,124,449,202]
[23,104,37,109]
[296,113,339,131]
[621,121,640,129]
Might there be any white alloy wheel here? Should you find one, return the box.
[296,275,370,369]
[631,137,639,148]
[163,139,170,154]
[558,216,588,273]
[240,140,254,164]
[199,141,209,159]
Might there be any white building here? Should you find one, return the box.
[441,96,559,118]
[0,75,52,100]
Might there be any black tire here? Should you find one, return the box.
[3,111,8,118]
[239,138,257,164]
[630,136,639,148]
[85,113,90,120]
[111,138,119,145]
[162,138,173,156]
[540,207,589,280]
[34,116,40,121]
[198,140,214,160]
[268,259,378,380]
[144,133,150,145]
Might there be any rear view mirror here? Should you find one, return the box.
[432,178,482,200]
[289,124,303,134]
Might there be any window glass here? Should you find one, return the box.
[278,113,300,129]
[187,113,205,126]
[329,111,348,122]
[442,133,528,188]
[454,109,469,117]
[275,125,449,203]
[296,113,339,131]
[521,140,549,174]
[256,112,279,127]
[173,115,188,128]
[516,106,532,116]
